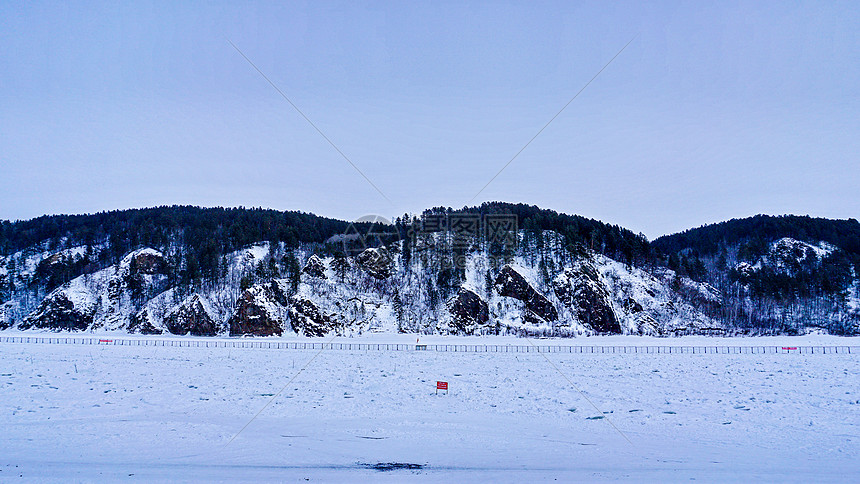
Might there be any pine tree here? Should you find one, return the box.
[283,252,301,294]
[538,257,551,288]
[267,255,279,279]
[402,228,412,271]
[393,290,404,332]
[332,251,349,283]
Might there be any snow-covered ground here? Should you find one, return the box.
[1,337,859,482]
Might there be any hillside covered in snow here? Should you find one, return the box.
[1,205,858,336]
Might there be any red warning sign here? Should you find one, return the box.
[436,381,448,394]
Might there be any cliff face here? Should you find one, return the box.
[19,248,168,332]
[554,262,620,334]
[228,282,290,337]
[495,265,558,324]
[163,294,220,336]
[448,288,489,334]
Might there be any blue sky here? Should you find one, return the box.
[1,1,858,238]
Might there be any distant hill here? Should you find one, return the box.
[0,205,350,256]
[653,214,860,261]
[652,214,860,335]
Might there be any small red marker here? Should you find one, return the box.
[436,381,448,394]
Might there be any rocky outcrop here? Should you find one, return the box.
[494,265,557,322]
[20,290,95,331]
[228,282,289,336]
[99,249,168,330]
[448,288,489,334]
[17,247,168,332]
[127,248,167,275]
[35,252,83,286]
[553,260,621,333]
[163,294,219,336]
[302,255,327,279]
[355,248,393,279]
[575,254,724,335]
[290,295,337,336]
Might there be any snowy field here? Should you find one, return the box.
[2,337,859,482]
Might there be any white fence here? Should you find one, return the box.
[0,336,856,354]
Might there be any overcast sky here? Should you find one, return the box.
[1,1,858,238]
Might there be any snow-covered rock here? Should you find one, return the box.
[19,248,167,332]
[127,248,167,275]
[289,295,339,337]
[228,281,290,336]
[494,265,557,323]
[553,260,621,334]
[447,288,489,334]
[20,287,96,331]
[768,238,835,269]
[592,255,720,335]
[163,294,220,336]
[0,231,732,337]
[302,255,327,279]
[355,248,394,279]
[2,244,96,280]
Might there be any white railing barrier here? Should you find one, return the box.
[0,335,855,355]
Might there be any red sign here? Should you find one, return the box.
[782,347,797,350]
[99,339,113,343]
[436,381,448,390]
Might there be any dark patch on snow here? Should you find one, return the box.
[363,462,423,471]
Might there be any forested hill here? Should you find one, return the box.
[0,205,350,257]
[0,203,649,295]
[651,214,860,335]
[653,215,860,263]
[5,206,858,271]
[1,202,650,263]
[420,202,651,265]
